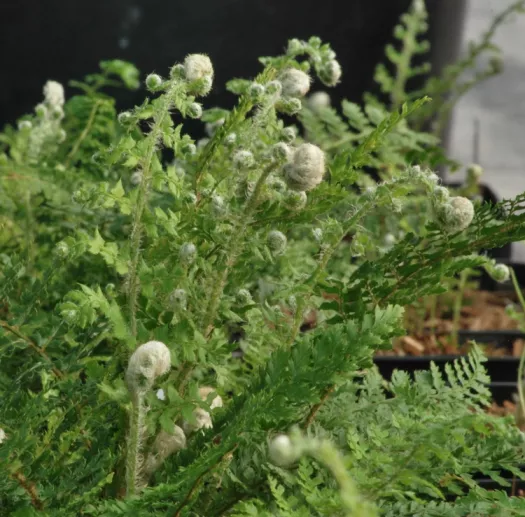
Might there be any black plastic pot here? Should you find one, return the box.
[0,0,466,128]
[375,344,523,405]
[476,477,525,495]
[375,263,525,404]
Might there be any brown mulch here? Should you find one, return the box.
[488,400,518,418]
[376,289,523,357]
[487,399,525,431]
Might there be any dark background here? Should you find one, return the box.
[0,0,464,126]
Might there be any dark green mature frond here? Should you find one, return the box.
[381,494,525,517]
[80,307,404,515]
[247,349,525,517]
[339,193,525,316]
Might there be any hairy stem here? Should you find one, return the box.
[303,385,335,429]
[11,470,44,510]
[194,102,253,192]
[193,68,276,192]
[202,164,275,336]
[127,84,179,338]
[24,191,34,271]
[65,99,103,168]
[288,201,372,345]
[451,269,469,349]
[125,392,146,497]
[511,268,525,424]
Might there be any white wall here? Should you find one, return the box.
[447,0,525,261]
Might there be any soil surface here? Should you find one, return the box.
[376,289,524,357]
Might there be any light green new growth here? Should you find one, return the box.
[375,0,430,109]
[126,80,184,338]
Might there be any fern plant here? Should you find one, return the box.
[232,347,525,516]
[1,6,525,516]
